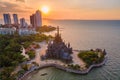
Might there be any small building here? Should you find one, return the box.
[18,28,37,35]
[0,27,16,35]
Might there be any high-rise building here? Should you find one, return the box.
[30,14,36,28]
[35,10,42,27]
[20,18,26,28]
[3,14,11,24]
[30,10,42,28]
[13,14,19,24]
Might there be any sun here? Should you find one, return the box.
[41,6,49,14]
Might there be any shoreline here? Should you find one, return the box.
[19,56,107,80]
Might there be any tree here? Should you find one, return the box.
[27,50,35,59]
[78,51,99,66]
[1,67,15,80]
[21,64,28,71]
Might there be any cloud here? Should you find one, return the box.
[0,0,34,19]
[16,0,25,2]
[0,1,33,13]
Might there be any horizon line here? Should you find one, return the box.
[43,18,120,21]
[0,18,120,21]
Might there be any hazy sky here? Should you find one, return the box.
[0,0,120,20]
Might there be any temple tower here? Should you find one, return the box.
[54,26,62,43]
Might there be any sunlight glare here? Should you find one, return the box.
[41,6,49,14]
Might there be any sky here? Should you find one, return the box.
[0,0,120,20]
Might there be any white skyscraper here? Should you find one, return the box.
[13,14,19,24]
[35,10,42,27]
[30,10,42,28]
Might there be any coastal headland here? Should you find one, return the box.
[19,26,107,80]
[19,49,107,80]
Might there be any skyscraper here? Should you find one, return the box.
[3,14,11,24]
[35,10,42,27]
[30,10,42,28]
[20,18,26,28]
[13,14,19,24]
[30,14,36,28]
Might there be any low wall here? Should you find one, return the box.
[19,57,107,80]
[38,57,107,74]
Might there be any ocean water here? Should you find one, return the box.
[31,20,120,80]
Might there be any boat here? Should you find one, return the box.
[40,73,47,76]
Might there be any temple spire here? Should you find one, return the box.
[57,26,59,35]
[54,26,62,43]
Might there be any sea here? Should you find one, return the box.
[28,20,120,80]
[2,20,120,80]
